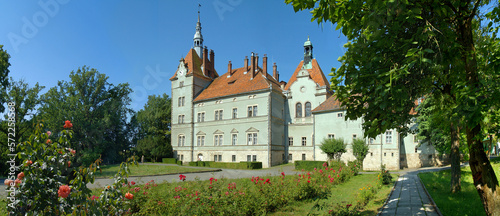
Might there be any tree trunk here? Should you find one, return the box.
[450,122,461,193]
[458,8,500,214]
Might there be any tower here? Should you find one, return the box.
[193,6,204,59]
[303,36,313,69]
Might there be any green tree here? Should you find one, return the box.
[352,138,369,167]
[136,94,172,162]
[286,0,500,213]
[0,45,11,113]
[320,138,346,162]
[0,78,44,176]
[39,66,133,165]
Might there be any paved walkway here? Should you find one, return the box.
[379,172,439,216]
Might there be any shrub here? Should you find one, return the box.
[320,138,347,161]
[177,160,183,166]
[187,161,263,169]
[379,164,393,185]
[294,161,327,171]
[9,121,136,215]
[188,162,197,166]
[347,161,360,176]
[352,138,369,167]
[162,158,177,164]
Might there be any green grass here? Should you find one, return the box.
[94,164,213,178]
[419,159,500,216]
[271,173,397,215]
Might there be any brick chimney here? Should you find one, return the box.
[203,46,208,76]
[273,62,279,81]
[210,49,215,72]
[255,53,259,73]
[250,52,255,79]
[228,61,232,75]
[263,54,268,77]
[244,56,248,71]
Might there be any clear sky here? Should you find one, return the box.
[0,0,347,111]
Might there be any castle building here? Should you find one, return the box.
[170,13,440,170]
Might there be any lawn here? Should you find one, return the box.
[271,173,397,215]
[419,158,500,216]
[94,164,215,178]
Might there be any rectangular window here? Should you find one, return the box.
[178,115,185,124]
[178,97,182,107]
[198,112,205,122]
[197,135,205,146]
[247,105,257,117]
[369,138,374,144]
[352,134,357,140]
[182,97,185,106]
[232,134,237,146]
[337,112,343,118]
[232,108,237,119]
[413,135,419,143]
[232,155,236,162]
[181,155,184,161]
[288,154,292,161]
[288,137,293,146]
[247,133,257,145]
[218,155,222,162]
[198,113,201,122]
[179,81,184,87]
[328,134,335,139]
[386,131,392,144]
[178,135,185,147]
[247,155,251,162]
[214,155,217,161]
[302,137,307,146]
[214,110,223,121]
[252,155,257,162]
[302,154,306,161]
[214,135,223,146]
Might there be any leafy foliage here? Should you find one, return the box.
[135,94,172,162]
[39,66,134,165]
[0,45,11,113]
[0,79,44,176]
[320,138,347,161]
[352,138,369,166]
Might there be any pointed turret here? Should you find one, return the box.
[193,6,204,58]
[303,36,313,69]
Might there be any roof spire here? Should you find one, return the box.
[303,36,313,69]
[193,4,204,59]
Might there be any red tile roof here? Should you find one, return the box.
[170,49,218,81]
[194,66,281,102]
[284,59,330,91]
[312,95,343,113]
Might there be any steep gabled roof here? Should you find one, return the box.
[312,95,343,113]
[193,67,281,102]
[170,48,218,80]
[284,59,330,91]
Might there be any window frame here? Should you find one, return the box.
[197,135,205,146]
[328,134,335,139]
[231,134,237,146]
[288,137,293,146]
[304,102,312,117]
[296,102,302,118]
[247,105,258,117]
[301,137,307,146]
[386,131,392,144]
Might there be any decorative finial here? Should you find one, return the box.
[307,35,310,41]
[198,4,201,22]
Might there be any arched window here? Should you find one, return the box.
[296,103,302,118]
[305,102,311,117]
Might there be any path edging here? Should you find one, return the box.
[417,173,443,216]
[376,174,399,216]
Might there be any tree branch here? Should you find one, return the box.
[470,0,482,20]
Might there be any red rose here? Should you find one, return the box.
[125,192,134,200]
[63,120,73,129]
[58,185,71,198]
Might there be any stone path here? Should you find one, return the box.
[379,172,440,216]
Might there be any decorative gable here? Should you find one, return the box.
[213,129,224,134]
[197,131,206,135]
[230,128,239,133]
[245,127,259,133]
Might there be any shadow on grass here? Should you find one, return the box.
[419,169,486,216]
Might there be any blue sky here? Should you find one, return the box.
[0,0,347,111]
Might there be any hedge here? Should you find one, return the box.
[186,161,262,169]
[162,158,177,164]
[294,160,327,171]
[176,160,182,166]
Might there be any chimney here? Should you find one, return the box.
[210,49,215,72]
[273,62,279,81]
[263,54,268,77]
[228,61,232,75]
[203,46,208,76]
[244,56,248,71]
[250,52,255,79]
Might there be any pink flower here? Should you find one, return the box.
[281,172,285,176]
[4,179,13,186]
[90,195,99,200]
[47,131,52,136]
[17,172,24,180]
[323,162,328,167]
[134,187,141,192]
[130,181,136,185]
[58,185,71,198]
[14,179,21,187]
[69,149,76,154]
[307,180,311,183]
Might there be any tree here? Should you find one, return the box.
[136,94,172,162]
[320,138,346,162]
[0,78,44,176]
[352,138,369,167]
[286,0,500,214]
[0,45,11,113]
[416,95,466,193]
[39,66,133,165]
